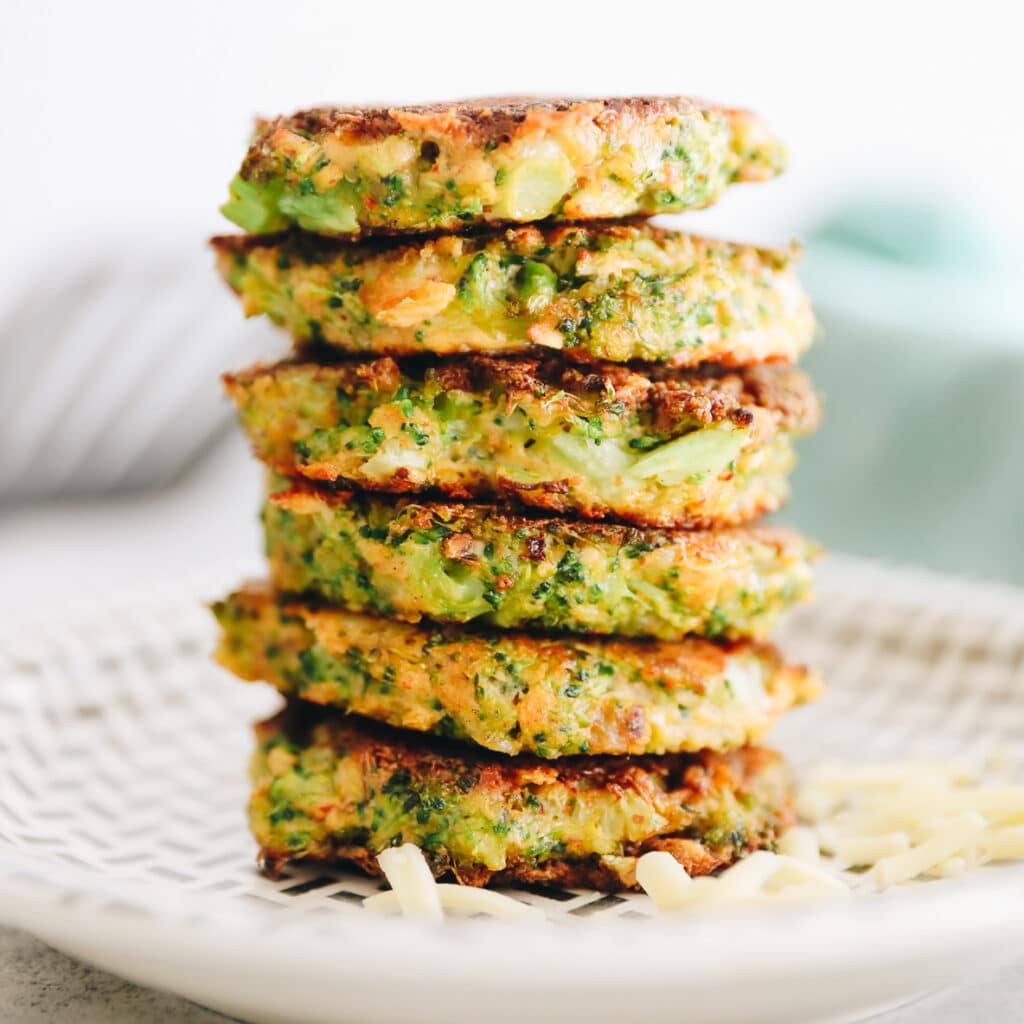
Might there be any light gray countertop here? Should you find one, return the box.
[3,926,1021,1023]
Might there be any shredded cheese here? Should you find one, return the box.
[365,884,544,921]
[375,844,443,922]
[759,855,852,896]
[980,824,1024,861]
[373,846,542,921]
[871,812,987,888]
[754,881,844,906]
[797,754,1024,888]
[777,826,820,864]
[697,851,786,902]
[924,857,968,879]
[833,832,911,868]
[370,755,1024,922]
[635,753,1024,912]
[635,850,849,912]
[634,850,694,911]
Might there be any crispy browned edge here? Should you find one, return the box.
[257,448,798,529]
[254,706,794,888]
[223,578,809,681]
[224,355,819,435]
[209,219,797,260]
[248,95,744,146]
[265,474,810,554]
[228,578,786,655]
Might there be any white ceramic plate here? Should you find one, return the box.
[1,555,1023,1024]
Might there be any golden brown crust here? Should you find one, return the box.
[264,470,785,531]
[257,703,784,792]
[268,475,808,557]
[209,219,782,258]
[225,354,820,434]
[250,96,730,147]
[258,829,752,887]
[226,96,784,237]
[737,365,823,433]
[489,481,779,531]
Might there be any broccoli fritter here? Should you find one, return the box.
[215,584,819,757]
[223,96,785,237]
[212,223,812,367]
[228,356,819,529]
[263,478,817,641]
[251,705,795,889]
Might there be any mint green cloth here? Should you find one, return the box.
[786,197,1024,585]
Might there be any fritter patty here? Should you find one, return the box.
[227,357,819,529]
[263,479,816,640]
[215,584,819,758]
[251,705,795,889]
[223,96,785,236]
[211,223,813,367]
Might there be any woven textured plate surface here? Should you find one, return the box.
[1,555,1023,1024]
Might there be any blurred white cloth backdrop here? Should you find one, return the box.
[0,239,284,503]
[0,429,264,617]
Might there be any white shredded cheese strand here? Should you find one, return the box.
[753,881,847,906]
[364,884,543,921]
[430,885,545,921]
[797,756,1024,886]
[688,851,782,904]
[795,788,842,823]
[815,824,841,855]
[761,855,852,896]
[833,832,911,868]
[375,844,443,921]
[872,812,987,888]
[635,851,694,910]
[777,826,820,864]
[947,787,1024,824]
[802,783,1024,826]
[636,850,849,911]
[923,857,968,879]
[637,755,1024,914]
[980,824,1024,861]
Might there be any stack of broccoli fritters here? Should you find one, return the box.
[212,96,821,891]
